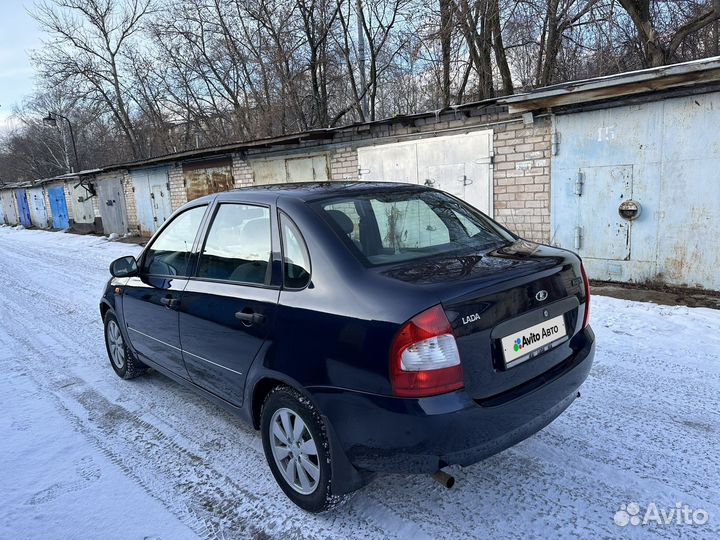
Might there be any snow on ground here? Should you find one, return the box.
[0,225,718,540]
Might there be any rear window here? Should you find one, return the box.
[315,190,514,266]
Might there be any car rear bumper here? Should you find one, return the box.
[311,326,595,474]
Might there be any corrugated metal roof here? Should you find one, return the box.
[500,55,720,113]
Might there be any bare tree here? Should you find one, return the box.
[618,0,720,67]
[32,0,154,158]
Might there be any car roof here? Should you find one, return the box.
[220,181,430,202]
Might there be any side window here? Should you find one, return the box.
[142,205,206,276]
[196,204,271,285]
[280,213,311,289]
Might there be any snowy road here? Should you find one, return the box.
[0,226,718,540]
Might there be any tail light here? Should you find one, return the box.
[390,305,464,397]
[581,262,591,328]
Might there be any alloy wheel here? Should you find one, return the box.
[269,407,320,495]
[106,319,125,370]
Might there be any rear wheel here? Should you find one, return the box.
[103,312,147,380]
[260,386,338,512]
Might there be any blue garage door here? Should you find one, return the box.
[15,190,32,227]
[48,186,70,229]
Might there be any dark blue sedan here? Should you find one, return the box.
[100,182,594,512]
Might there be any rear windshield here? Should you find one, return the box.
[314,190,515,266]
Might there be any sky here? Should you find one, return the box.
[0,1,43,132]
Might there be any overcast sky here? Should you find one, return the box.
[0,1,43,132]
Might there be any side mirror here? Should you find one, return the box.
[110,255,139,278]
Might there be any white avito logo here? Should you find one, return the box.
[614,502,710,527]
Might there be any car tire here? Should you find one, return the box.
[103,311,147,380]
[261,385,340,513]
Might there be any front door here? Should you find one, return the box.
[122,204,208,376]
[179,202,278,405]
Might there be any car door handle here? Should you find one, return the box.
[160,296,180,309]
[235,311,265,325]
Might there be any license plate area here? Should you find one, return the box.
[500,315,568,368]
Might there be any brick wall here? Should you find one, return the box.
[492,118,551,243]
[168,164,187,210]
[122,170,139,234]
[100,106,552,243]
[330,147,359,181]
[232,154,254,187]
[90,186,101,219]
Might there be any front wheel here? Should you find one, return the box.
[103,311,147,380]
[260,386,340,512]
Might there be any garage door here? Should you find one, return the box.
[1,191,18,225]
[357,130,493,215]
[184,158,233,201]
[96,176,129,235]
[131,167,173,236]
[27,187,50,228]
[551,93,720,290]
[251,155,329,185]
[69,182,95,224]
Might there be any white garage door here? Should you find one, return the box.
[251,155,329,185]
[357,130,493,215]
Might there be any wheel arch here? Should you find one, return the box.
[99,299,113,320]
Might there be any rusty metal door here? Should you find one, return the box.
[183,158,233,201]
[551,93,720,290]
[132,166,172,235]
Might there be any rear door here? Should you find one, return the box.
[122,204,208,376]
[178,201,279,406]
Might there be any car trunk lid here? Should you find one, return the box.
[378,240,587,400]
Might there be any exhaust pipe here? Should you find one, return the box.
[432,470,455,489]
